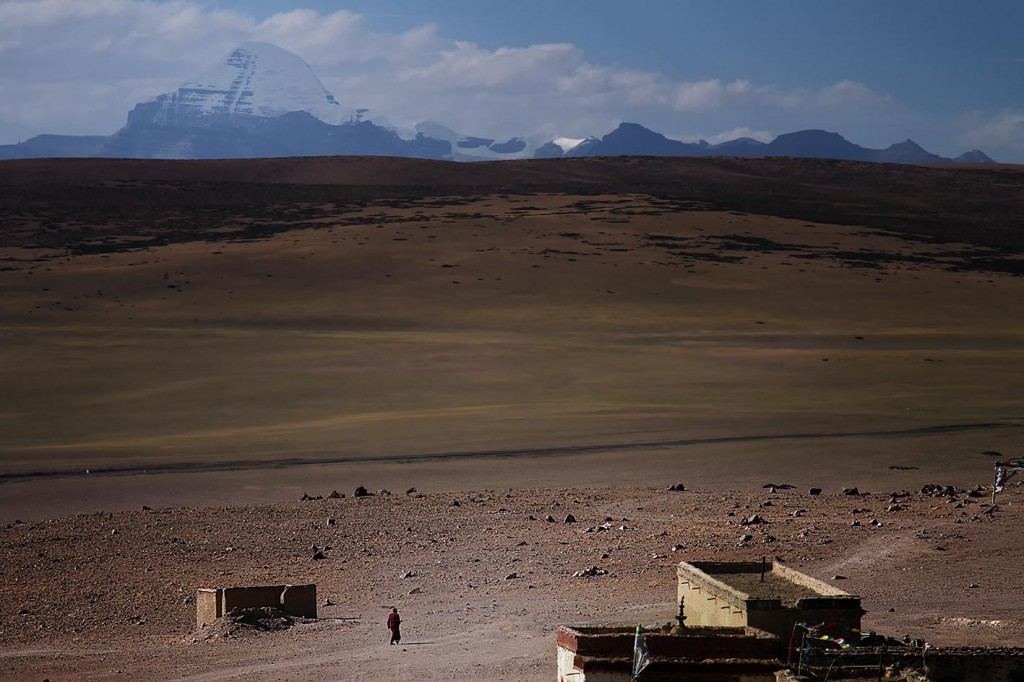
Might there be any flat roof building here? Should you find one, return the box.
[677,560,862,643]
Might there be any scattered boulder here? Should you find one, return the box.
[312,550,326,560]
[378,489,392,497]
[809,488,822,496]
[545,514,556,523]
[328,490,344,499]
[792,509,806,518]
[405,487,418,495]
[573,566,607,578]
[400,571,416,579]
[505,572,518,580]
[563,514,576,524]
[832,574,847,580]
[921,484,957,497]
[323,598,335,606]
[326,518,336,526]
[738,534,753,544]
[740,514,764,526]
[842,487,860,496]
[450,499,461,507]
[667,483,686,491]
[353,486,370,498]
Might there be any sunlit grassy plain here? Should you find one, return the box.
[3,191,1022,477]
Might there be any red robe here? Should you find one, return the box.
[388,611,401,643]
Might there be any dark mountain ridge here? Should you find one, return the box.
[559,123,994,164]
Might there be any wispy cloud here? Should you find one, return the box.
[672,127,776,145]
[961,110,1024,154]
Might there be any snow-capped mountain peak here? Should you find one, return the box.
[552,136,587,154]
[132,41,351,129]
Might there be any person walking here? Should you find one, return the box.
[388,607,401,645]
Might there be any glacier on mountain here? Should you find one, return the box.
[552,137,586,154]
[128,41,351,130]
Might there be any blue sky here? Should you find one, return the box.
[2,0,1023,160]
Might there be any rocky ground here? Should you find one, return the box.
[1,480,1021,681]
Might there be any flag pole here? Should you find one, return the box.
[797,629,807,676]
[787,623,799,667]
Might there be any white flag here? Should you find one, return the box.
[631,625,650,680]
[995,459,1024,493]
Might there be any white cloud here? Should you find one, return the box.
[961,110,1024,155]
[0,0,894,144]
[672,127,775,145]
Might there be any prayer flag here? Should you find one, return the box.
[995,458,1024,492]
[631,625,650,680]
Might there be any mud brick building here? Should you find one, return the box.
[676,560,862,641]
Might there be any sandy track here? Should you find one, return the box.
[2,420,1019,483]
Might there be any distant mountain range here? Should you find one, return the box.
[0,42,995,165]
[539,122,994,164]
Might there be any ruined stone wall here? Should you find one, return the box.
[195,588,222,629]
[195,584,317,629]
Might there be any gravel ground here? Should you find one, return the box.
[1,482,1021,681]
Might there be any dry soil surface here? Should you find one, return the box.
[1,482,1022,681]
